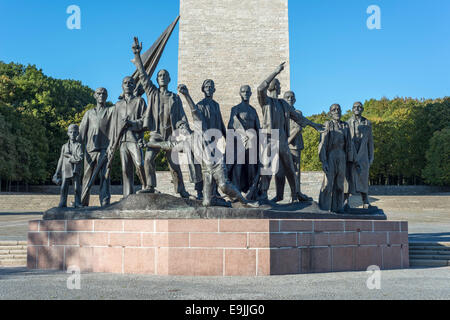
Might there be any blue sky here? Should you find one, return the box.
[1,0,449,116]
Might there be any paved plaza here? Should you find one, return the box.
[0,266,449,300]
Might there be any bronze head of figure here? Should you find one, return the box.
[94,87,108,106]
[157,69,171,87]
[329,104,342,121]
[122,76,136,96]
[352,101,364,117]
[240,85,252,102]
[202,79,216,98]
[284,91,296,107]
[67,124,80,142]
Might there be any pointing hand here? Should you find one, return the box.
[275,62,286,74]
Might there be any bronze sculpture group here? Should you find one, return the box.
[54,36,375,214]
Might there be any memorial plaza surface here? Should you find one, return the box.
[0,266,449,300]
[0,174,449,300]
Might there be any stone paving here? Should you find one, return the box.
[0,266,449,300]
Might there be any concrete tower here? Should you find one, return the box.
[178,0,290,125]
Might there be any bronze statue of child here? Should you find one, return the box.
[53,124,84,208]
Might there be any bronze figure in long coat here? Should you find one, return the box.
[79,88,115,207]
[319,104,354,213]
[227,85,261,196]
[110,77,148,198]
[131,41,202,198]
[344,102,374,209]
[273,91,323,202]
[257,63,309,202]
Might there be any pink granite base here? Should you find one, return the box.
[27,219,409,276]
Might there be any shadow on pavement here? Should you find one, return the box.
[0,267,62,279]
[0,212,43,217]
[409,233,450,242]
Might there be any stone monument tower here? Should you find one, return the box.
[178,0,290,125]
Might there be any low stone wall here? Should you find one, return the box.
[27,219,409,276]
[25,172,323,197]
[3,172,447,215]
[24,172,449,198]
[369,185,450,195]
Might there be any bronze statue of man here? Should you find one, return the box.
[177,83,258,208]
[257,63,310,203]
[344,102,374,209]
[227,85,261,197]
[318,104,354,213]
[110,76,148,198]
[79,87,115,207]
[131,39,200,199]
[188,79,227,202]
[53,124,83,208]
[192,79,227,139]
[272,91,323,202]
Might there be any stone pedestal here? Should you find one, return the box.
[27,219,409,276]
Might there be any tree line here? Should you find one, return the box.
[0,61,448,189]
[0,62,92,190]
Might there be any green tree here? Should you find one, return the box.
[301,112,328,171]
[0,103,48,184]
[0,107,17,184]
[0,61,95,183]
[422,128,450,186]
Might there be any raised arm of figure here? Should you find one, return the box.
[178,84,196,112]
[257,62,285,107]
[132,37,156,94]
